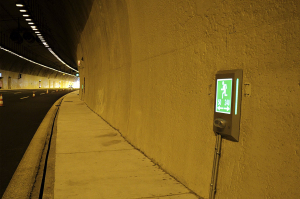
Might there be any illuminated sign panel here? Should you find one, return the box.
[213,69,243,142]
[235,78,239,115]
[215,78,232,114]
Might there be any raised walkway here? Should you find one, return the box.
[53,91,199,198]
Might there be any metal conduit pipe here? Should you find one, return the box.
[209,134,222,199]
[210,135,219,195]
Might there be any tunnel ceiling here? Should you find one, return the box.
[0,0,94,77]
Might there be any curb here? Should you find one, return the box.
[2,95,65,199]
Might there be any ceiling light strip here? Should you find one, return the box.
[16,3,79,73]
[48,48,79,72]
[0,46,75,77]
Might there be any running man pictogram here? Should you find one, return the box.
[221,81,227,99]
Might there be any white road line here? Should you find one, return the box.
[20,96,29,99]
[14,92,22,94]
[40,93,45,95]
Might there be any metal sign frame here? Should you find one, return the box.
[213,69,243,142]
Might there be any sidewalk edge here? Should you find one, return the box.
[84,102,203,199]
[2,96,65,199]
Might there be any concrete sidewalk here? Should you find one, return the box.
[54,91,199,199]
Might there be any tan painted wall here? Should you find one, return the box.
[77,0,300,198]
[0,70,74,89]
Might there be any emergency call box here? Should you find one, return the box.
[213,69,243,141]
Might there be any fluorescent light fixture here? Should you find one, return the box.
[35,31,40,33]
[33,28,38,31]
[0,45,75,77]
[16,4,24,7]
[25,18,32,21]
[28,22,34,25]
[30,26,36,28]
[235,78,239,115]
[36,33,41,36]
[23,14,29,17]
[20,9,27,12]
[47,48,79,72]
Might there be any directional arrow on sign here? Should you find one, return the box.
[218,106,224,110]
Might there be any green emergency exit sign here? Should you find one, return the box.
[215,78,232,114]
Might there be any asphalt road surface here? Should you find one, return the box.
[0,88,77,197]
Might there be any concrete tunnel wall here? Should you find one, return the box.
[0,51,78,89]
[77,0,300,198]
[0,69,74,89]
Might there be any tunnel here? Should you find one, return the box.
[0,0,300,198]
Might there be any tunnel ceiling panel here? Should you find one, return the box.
[0,0,94,77]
